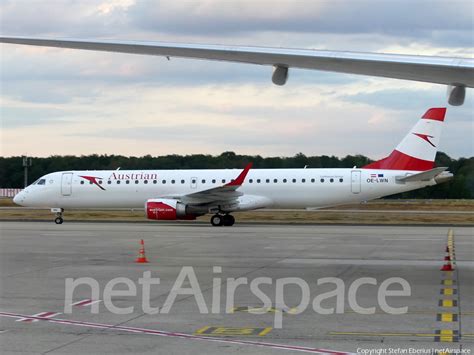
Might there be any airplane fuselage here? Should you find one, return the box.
[14,168,434,210]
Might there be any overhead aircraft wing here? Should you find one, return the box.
[1,36,472,105]
[164,163,252,205]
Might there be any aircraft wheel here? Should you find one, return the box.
[54,217,64,225]
[211,214,223,227]
[223,214,235,226]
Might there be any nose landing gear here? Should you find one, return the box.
[51,208,64,224]
[210,213,235,227]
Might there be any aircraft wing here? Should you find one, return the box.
[164,163,253,205]
[1,36,473,104]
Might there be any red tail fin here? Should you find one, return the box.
[363,108,446,171]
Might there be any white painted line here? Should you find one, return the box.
[279,259,474,267]
[16,311,61,323]
[383,238,440,241]
[70,299,101,307]
[0,311,353,355]
[267,237,327,240]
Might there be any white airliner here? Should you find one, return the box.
[13,108,452,226]
[1,37,473,105]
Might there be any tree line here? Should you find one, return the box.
[0,152,472,198]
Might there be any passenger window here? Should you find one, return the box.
[126,180,130,184]
[222,179,226,183]
[212,179,216,183]
[144,180,148,184]
[283,179,287,183]
[80,181,84,185]
[152,180,157,184]
[320,178,325,183]
[135,180,139,184]
[162,180,166,184]
[266,179,270,183]
[181,179,185,184]
[302,179,306,183]
[311,178,315,183]
[273,179,278,183]
[330,178,334,183]
[192,179,196,184]
[171,180,175,184]
[117,180,121,184]
[339,178,343,183]
[257,179,261,183]
[292,179,296,183]
[108,181,112,184]
[249,179,253,183]
[202,179,206,184]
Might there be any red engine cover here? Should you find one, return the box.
[146,200,196,220]
[146,201,177,220]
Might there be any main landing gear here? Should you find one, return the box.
[52,208,64,224]
[210,214,235,227]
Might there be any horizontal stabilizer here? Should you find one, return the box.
[396,167,449,182]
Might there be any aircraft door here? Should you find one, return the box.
[351,170,361,194]
[61,173,73,196]
[190,177,198,189]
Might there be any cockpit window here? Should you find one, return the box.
[36,179,46,185]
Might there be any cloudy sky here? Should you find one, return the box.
[0,0,472,159]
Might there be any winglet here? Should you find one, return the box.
[226,163,253,186]
[422,107,446,121]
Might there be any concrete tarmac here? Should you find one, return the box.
[0,222,473,354]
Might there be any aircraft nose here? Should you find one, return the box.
[13,191,24,205]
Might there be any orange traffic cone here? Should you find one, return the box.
[135,239,149,263]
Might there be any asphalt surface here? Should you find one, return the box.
[0,222,473,354]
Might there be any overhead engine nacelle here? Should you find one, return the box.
[145,198,196,220]
[272,65,289,85]
[447,85,466,106]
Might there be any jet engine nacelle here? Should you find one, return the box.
[272,65,289,85]
[447,84,466,106]
[145,198,196,220]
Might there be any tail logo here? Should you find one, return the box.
[413,133,436,147]
[79,175,106,190]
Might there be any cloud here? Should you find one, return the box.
[128,0,473,46]
[2,81,470,158]
[0,0,472,159]
[0,0,133,37]
[1,0,472,47]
